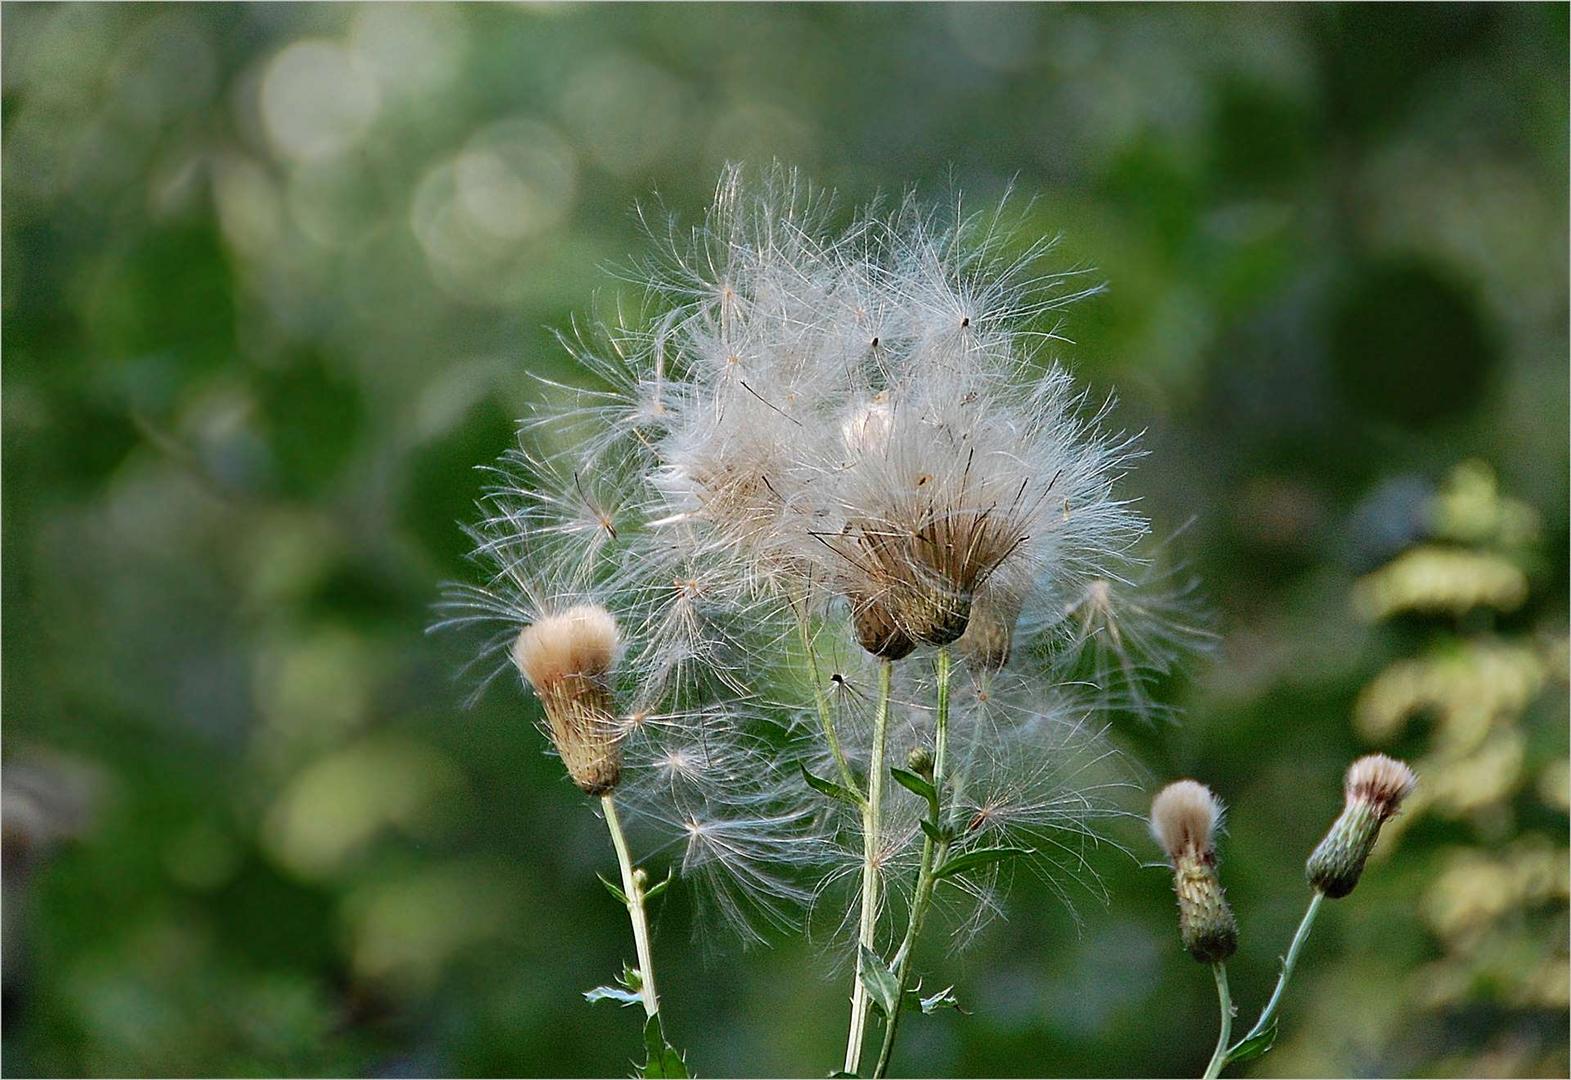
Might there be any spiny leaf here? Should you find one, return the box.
[917,985,963,1015]
[933,845,1032,880]
[889,767,937,806]
[1225,1019,1278,1065]
[801,763,861,806]
[858,944,901,1019]
[641,1015,689,1078]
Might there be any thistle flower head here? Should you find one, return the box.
[1345,752,1418,819]
[1149,779,1221,862]
[1150,780,1236,963]
[512,604,623,796]
[1307,754,1417,898]
[442,165,1199,948]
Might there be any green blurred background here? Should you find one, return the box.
[3,4,1567,1077]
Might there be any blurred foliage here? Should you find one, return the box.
[2,4,1566,1078]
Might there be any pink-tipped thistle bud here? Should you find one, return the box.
[1306,754,1417,898]
[511,605,624,796]
[1151,780,1238,963]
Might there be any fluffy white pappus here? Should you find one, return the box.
[444,164,1200,948]
[1149,780,1224,863]
[512,604,620,691]
[1038,531,1219,722]
[798,661,1131,947]
[1345,753,1417,819]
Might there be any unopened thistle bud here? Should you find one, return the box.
[1306,754,1417,898]
[511,604,624,796]
[1150,780,1237,963]
[905,746,935,784]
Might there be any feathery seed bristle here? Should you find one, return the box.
[1150,780,1222,862]
[1345,753,1417,819]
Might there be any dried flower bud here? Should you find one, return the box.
[1306,754,1417,898]
[512,605,624,796]
[1150,780,1237,963]
[905,746,935,784]
[850,592,916,661]
[957,584,1024,671]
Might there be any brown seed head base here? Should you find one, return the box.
[512,606,624,796]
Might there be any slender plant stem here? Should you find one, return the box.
[602,793,660,1018]
[1202,963,1233,1080]
[1226,890,1325,1060]
[872,648,953,1080]
[796,600,863,799]
[845,659,894,1075]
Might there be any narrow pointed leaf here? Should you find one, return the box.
[858,944,901,1018]
[1226,1019,1278,1065]
[642,869,674,902]
[889,767,936,805]
[933,845,1032,880]
[801,763,861,806]
[584,985,643,1007]
[598,872,629,905]
[919,819,950,844]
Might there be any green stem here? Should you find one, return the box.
[845,659,894,1075]
[872,648,952,1079]
[1226,890,1325,1062]
[602,793,660,1018]
[796,600,863,800]
[1202,963,1232,1080]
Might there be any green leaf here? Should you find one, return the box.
[827,1072,859,1078]
[1225,1019,1278,1065]
[917,985,962,1015]
[801,763,861,806]
[889,767,936,805]
[919,819,950,844]
[858,944,901,1019]
[584,985,643,1007]
[933,845,1032,880]
[641,1015,689,1078]
[642,868,674,902]
[598,872,629,905]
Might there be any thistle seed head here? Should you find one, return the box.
[1149,779,1221,863]
[850,592,917,661]
[512,605,624,796]
[1307,754,1417,898]
[1151,780,1236,963]
[1345,752,1418,819]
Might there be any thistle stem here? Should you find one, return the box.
[872,647,952,1080]
[845,659,894,1075]
[796,600,863,799]
[1224,890,1325,1065]
[601,793,660,1019]
[1201,962,1232,1080]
